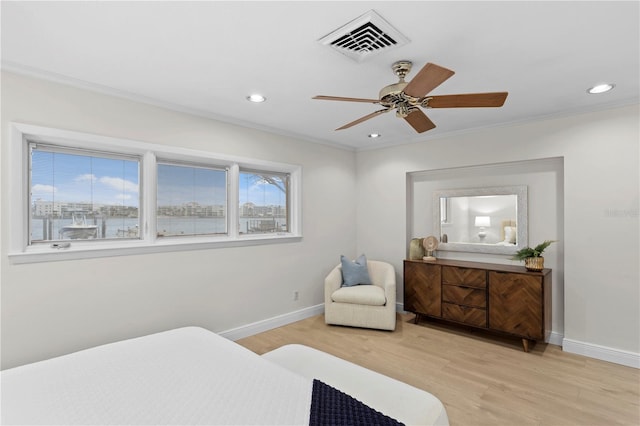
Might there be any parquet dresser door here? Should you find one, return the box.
[404,261,441,317]
[488,271,543,340]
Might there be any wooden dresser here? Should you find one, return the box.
[404,258,551,351]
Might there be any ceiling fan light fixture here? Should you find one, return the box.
[246,94,266,103]
[587,83,615,94]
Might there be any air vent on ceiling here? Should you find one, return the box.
[319,10,409,62]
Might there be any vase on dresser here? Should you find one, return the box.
[524,256,544,271]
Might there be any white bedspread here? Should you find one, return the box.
[1,327,312,425]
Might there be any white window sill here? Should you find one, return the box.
[8,233,302,264]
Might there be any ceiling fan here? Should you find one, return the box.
[313,60,508,133]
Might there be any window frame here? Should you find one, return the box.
[28,142,144,245]
[8,123,302,264]
[156,159,229,239]
[238,168,291,235]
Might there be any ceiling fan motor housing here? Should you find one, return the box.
[379,81,408,104]
[379,60,423,115]
[379,60,412,102]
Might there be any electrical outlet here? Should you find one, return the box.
[293,291,299,301]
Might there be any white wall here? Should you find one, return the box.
[0,72,358,369]
[357,104,639,362]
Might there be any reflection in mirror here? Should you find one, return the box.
[434,186,527,255]
[440,194,517,244]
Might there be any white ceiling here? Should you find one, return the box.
[2,1,638,151]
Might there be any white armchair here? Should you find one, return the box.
[324,260,397,331]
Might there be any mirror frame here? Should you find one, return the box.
[433,185,528,255]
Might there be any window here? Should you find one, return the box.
[29,143,140,244]
[239,170,289,234]
[9,123,302,263]
[157,162,227,237]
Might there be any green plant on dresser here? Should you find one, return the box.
[512,240,556,271]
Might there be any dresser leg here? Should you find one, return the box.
[414,313,421,324]
[522,338,531,352]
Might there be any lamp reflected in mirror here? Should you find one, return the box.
[474,216,491,240]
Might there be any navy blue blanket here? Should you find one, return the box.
[309,379,404,426]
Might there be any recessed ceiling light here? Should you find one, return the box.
[587,83,615,94]
[246,94,266,103]
[368,133,382,139]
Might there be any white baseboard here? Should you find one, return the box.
[219,304,324,341]
[547,331,563,346]
[562,338,640,369]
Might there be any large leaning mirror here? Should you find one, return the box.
[433,185,528,255]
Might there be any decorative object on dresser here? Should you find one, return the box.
[422,236,439,261]
[511,240,556,271]
[409,238,426,260]
[404,259,551,352]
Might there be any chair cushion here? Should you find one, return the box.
[331,285,386,306]
[340,254,372,287]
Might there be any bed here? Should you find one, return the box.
[1,326,448,425]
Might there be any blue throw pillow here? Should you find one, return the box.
[340,254,372,287]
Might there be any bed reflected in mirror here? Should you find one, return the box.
[434,186,527,255]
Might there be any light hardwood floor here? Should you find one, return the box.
[237,313,639,426]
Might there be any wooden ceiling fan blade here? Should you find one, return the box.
[404,63,455,98]
[313,95,380,104]
[404,109,436,133]
[335,108,390,130]
[427,92,509,108]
